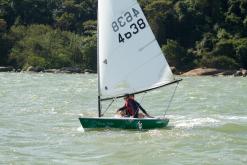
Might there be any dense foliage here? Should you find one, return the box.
[0,0,247,71]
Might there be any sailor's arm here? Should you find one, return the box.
[138,103,154,118]
[117,105,126,112]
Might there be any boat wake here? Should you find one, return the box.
[215,115,247,121]
[77,126,85,133]
[172,117,220,129]
[168,114,247,130]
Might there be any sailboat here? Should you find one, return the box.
[79,0,181,130]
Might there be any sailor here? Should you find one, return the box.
[116,94,134,117]
[116,94,153,118]
[129,94,153,118]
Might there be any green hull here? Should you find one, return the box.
[79,117,169,130]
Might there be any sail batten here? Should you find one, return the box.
[98,0,174,99]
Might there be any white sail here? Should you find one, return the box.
[98,0,174,99]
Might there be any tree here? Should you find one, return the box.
[162,39,194,70]
[81,35,97,70]
[1,0,247,71]
[54,0,97,33]
[200,55,239,69]
[144,0,177,44]
[236,38,247,68]
[8,24,97,70]
[225,0,247,35]
[10,0,58,25]
[0,19,9,65]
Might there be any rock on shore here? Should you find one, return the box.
[1,65,246,76]
[60,67,82,73]
[182,68,236,76]
[0,66,14,72]
[234,69,247,77]
[26,66,45,72]
[23,66,96,74]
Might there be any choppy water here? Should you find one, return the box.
[0,73,246,164]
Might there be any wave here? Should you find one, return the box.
[215,115,247,121]
[171,117,220,129]
[214,123,247,133]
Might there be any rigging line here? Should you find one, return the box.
[101,99,115,116]
[164,82,179,117]
[134,92,146,117]
[140,92,147,104]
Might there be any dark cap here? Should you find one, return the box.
[124,94,130,99]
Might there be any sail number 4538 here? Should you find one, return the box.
[111,8,147,43]
[118,19,146,43]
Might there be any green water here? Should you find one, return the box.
[0,73,246,165]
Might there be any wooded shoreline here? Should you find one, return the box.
[1,0,247,74]
[1,66,246,77]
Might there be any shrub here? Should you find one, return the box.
[200,55,239,69]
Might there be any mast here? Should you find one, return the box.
[97,0,101,117]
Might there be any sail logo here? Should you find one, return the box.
[111,8,147,43]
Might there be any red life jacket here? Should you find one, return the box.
[125,99,134,116]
